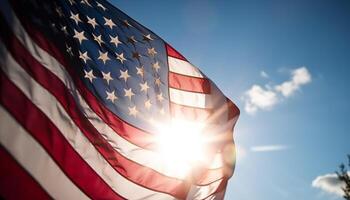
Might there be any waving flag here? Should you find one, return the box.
[0,0,239,199]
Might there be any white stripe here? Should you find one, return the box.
[0,43,175,200]
[170,88,214,109]
[1,3,230,198]
[168,57,203,78]
[203,190,225,200]
[0,1,225,179]
[186,179,223,200]
[0,3,220,178]
[0,106,90,200]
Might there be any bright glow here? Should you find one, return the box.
[155,119,208,177]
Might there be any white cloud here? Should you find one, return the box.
[275,67,312,97]
[312,173,347,197]
[250,145,289,152]
[242,85,279,114]
[260,70,269,78]
[242,67,312,114]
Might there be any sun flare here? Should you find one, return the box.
[155,119,209,177]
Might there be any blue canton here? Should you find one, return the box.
[41,0,170,133]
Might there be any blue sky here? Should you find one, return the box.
[111,0,350,199]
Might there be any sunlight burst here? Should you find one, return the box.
[155,119,208,177]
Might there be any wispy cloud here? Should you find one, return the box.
[242,67,312,114]
[250,145,289,152]
[260,70,269,78]
[312,173,347,197]
[275,67,312,97]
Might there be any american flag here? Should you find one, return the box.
[0,0,239,199]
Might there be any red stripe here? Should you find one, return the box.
[7,2,237,194]
[0,14,188,199]
[166,43,187,61]
[11,0,241,151]
[227,98,240,121]
[8,1,158,151]
[170,102,212,122]
[0,145,52,200]
[0,69,124,200]
[171,99,239,124]
[169,72,211,94]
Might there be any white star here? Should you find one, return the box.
[84,69,96,82]
[159,108,165,115]
[73,29,87,44]
[148,117,156,125]
[119,70,130,82]
[132,51,141,59]
[155,77,161,86]
[139,82,150,93]
[98,50,110,64]
[110,35,122,47]
[103,17,116,29]
[66,44,73,56]
[157,92,164,102]
[116,52,126,64]
[87,16,98,28]
[70,12,82,25]
[102,71,113,84]
[106,90,117,103]
[55,7,64,17]
[128,106,138,117]
[136,66,144,77]
[79,51,90,63]
[123,20,132,27]
[68,0,76,5]
[144,99,152,110]
[124,88,135,100]
[148,47,157,57]
[93,33,104,46]
[61,26,69,35]
[152,61,160,72]
[97,2,106,10]
[50,23,57,32]
[143,34,153,41]
[80,0,92,6]
[127,36,137,44]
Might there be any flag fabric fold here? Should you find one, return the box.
[0,0,239,199]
